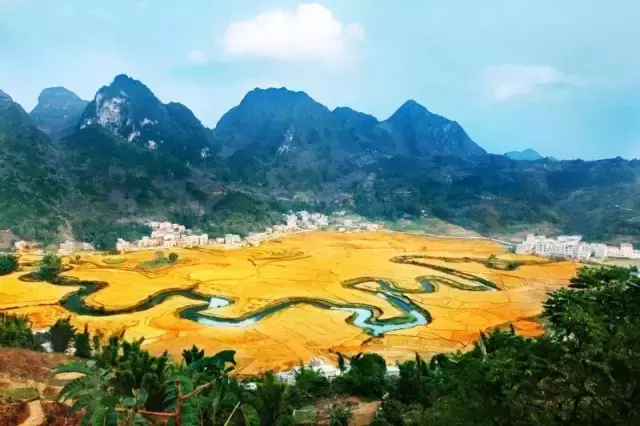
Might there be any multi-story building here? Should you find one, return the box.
[285,214,298,229]
[224,234,242,245]
[14,240,30,252]
[79,242,95,251]
[58,240,75,254]
[57,241,96,255]
[116,238,132,252]
[517,234,639,261]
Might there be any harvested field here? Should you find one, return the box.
[0,231,579,374]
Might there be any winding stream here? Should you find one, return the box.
[14,255,500,336]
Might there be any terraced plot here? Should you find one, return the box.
[0,231,579,374]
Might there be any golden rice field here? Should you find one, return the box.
[0,231,579,374]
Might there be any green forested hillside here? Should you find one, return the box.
[0,77,639,243]
[351,155,640,240]
[0,89,70,240]
[29,87,88,141]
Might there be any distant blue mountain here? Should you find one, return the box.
[505,148,544,161]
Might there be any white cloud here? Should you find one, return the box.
[485,65,582,101]
[222,3,364,64]
[187,49,207,64]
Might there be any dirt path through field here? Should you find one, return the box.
[351,401,380,425]
[20,400,43,426]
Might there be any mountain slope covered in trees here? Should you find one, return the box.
[29,87,88,141]
[0,89,71,240]
[0,75,639,244]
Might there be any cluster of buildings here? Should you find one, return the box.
[516,234,640,261]
[13,211,382,255]
[336,218,380,233]
[58,241,95,255]
[116,221,209,252]
[14,240,40,253]
[244,211,330,247]
[115,212,332,252]
[283,211,329,231]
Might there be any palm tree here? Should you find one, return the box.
[56,350,242,426]
[337,352,347,373]
[55,360,122,424]
[349,352,363,364]
[182,344,205,365]
[255,371,292,426]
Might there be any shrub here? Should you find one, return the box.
[378,399,405,425]
[329,403,354,426]
[182,344,204,365]
[48,317,75,353]
[333,353,388,399]
[0,312,34,348]
[289,364,330,407]
[36,254,62,281]
[506,261,521,271]
[483,254,497,269]
[73,324,91,358]
[0,254,19,275]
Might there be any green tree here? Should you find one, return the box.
[255,371,293,426]
[49,317,76,353]
[0,254,19,275]
[378,399,406,426]
[333,353,388,399]
[55,360,121,425]
[182,344,204,365]
[377,266,640,425]
[394,354,437,405]
[289,363,330,408]
[37,253,62,281]
[92,330,103,353]
[74,324,92,359]
[329,403,354,426]
[95,335,169,412]
[168,252,179,263]
[0,312,34,348]
[337,352,347,373]
[56,349,242,426]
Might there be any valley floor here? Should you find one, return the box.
[0,231,579,374]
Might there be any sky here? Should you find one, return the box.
[0,0,639,160]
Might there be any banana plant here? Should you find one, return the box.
[55,349,251,425]
[55,360,120,425]
[164,349,240,426]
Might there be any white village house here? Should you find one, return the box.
[50,211,378,255]
[516,234,640,261]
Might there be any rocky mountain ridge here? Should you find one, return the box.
[0,74,638,244]
[29,87,88,141]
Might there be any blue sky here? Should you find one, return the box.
[1,0,638,159]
